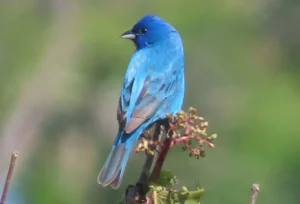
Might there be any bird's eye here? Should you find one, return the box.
[140,28,147,34]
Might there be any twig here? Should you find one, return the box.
[152,190,157,204]
[0,151,19,204]
[249,184,260,204]
[125,121,165,204]
[150,138,171,182]
[149,120,170,183]
[170,136,189,147]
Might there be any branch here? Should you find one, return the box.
[125,121,166,204]
[249,184,260,204]
[150,137,171,183]
[0,151,19,204]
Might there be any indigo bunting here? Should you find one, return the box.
[97,14,185,189]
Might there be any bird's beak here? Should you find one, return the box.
[120,30,136,39]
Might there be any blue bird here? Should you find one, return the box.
[97,14,185,189]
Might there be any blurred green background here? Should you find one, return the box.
[0,0,299,203]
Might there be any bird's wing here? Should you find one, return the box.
[117,51,144,131]
[118,49,184,134]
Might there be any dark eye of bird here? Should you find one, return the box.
[140,28,147,34]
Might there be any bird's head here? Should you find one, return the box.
[121,14,178,49]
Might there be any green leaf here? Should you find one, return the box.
[153,169,178,188]
[153,187,204,204]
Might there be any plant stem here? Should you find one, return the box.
[249,184,260,204]
[171,136,189,147]
[152,190,157,204]
[125,121,165,204]
[150,137,171,182]
[0,151,19,204]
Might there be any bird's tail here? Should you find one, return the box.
[97,133,134,189]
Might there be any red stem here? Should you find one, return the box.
[170,136,190,147]
[150,138,172,182]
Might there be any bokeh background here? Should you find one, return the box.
[1,0,300,203]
